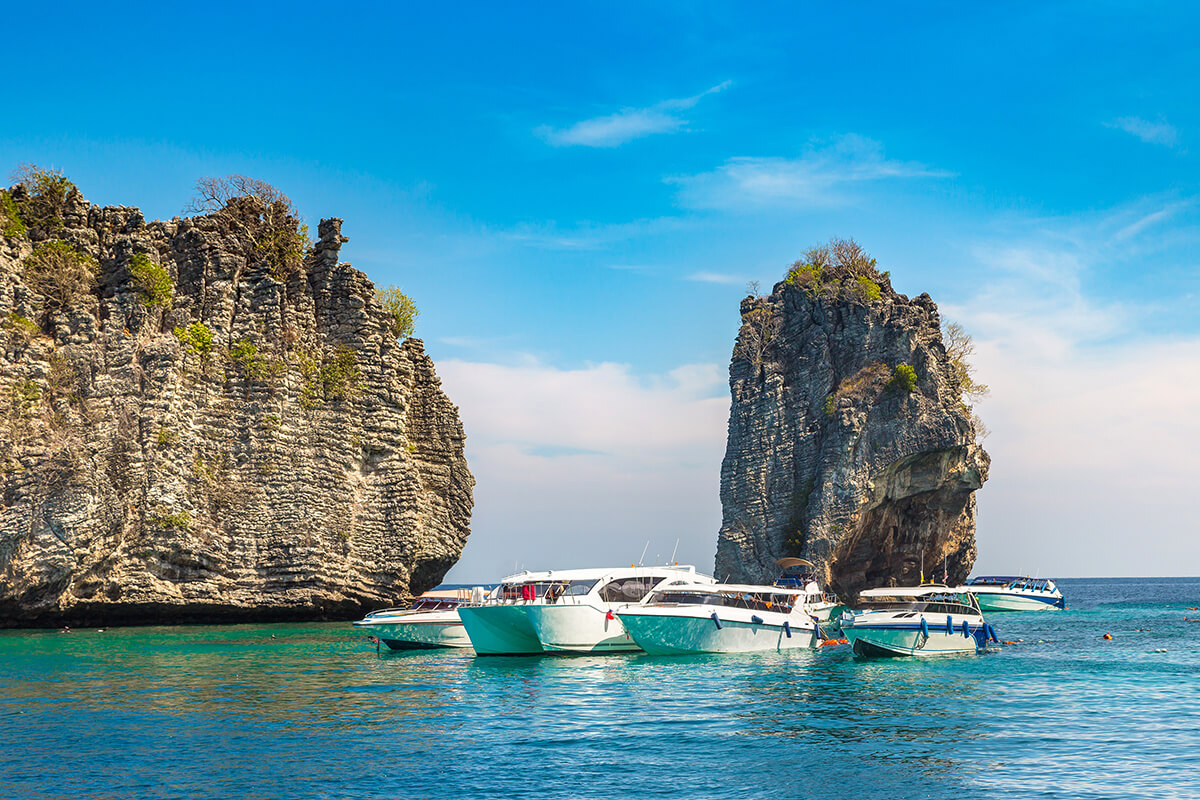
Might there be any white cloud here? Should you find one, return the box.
[686,271,743,285]
[536,81,731,148]
[1106,116,1181,148]
[669,134,952,210]
[946,199,1200,576]
[437,359,730,582]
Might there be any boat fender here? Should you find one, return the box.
[987,623,999,643]
[961,620,971,638]
[946,615,953,635]
[711,612,722,630]
[783,620,792,638]
[919,618,929,639]
[751,615,764,625]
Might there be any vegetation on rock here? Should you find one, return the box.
[173,322,214,358]
[23,240,97,316]
[11,164,77,234]
[887,363,918,393]
[733,305,782,366]
[378,286,418,339]
[128,253,173,307]
[186,175,309,280]
[0,190,26,238]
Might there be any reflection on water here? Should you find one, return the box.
[2,578,1199,799]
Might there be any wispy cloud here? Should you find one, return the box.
[669,134,952,210]
[498,216,695,251]
[686,271,743,285]
[1106,115,1181,148]
[536,81,731,148]
[943,196,1200,575]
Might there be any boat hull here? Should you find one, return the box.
[618,608,820,655]
[843,623,984,657]
[353,619,472,650]
[969,591,1064,612]
[524,603,641,653]
[458,605,544,655]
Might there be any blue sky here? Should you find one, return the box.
[5,1,1198,578]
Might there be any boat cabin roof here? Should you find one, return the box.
[499,565,708,583]
[658,583,810,597]
[859,584,962,599]
[967,576,1057,589]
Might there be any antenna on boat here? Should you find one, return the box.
[638,541,649,567]
[920,552,925,584]
[669,538,680,565]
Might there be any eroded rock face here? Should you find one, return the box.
[0,187,474,627]
[714,265,988,601]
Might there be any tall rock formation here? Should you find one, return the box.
[715,245,989,600]
[0,178,474,627]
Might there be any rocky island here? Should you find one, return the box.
[0,170,474,627]
[715,239,989,601]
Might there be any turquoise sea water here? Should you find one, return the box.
[2,577,1198,799]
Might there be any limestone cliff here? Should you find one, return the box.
[0,180,474,627]
[714,246,988,601]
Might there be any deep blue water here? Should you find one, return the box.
[2,577,1198,799]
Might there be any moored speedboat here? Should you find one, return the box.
[523,565,717,654]
[616,583,826,655]
[841,585,997,658]
[457,572,559,655]
[353,590,474,650]
[961,576,1065,611]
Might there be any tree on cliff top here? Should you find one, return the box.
[186,175,309,280]
[942,320,990,440]
[9,164,79,235]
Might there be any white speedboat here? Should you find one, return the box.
[961,576,1065,611]
[524,566,717,654]
[353,590,474,650]
[841,585,997,658]
[460,565,716,655]
[616,583,828,655]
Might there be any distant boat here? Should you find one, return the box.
[353,590,474,650]
[459,565,716,655]
[615,582,832,655]
[961,576,1066,611]
[841,585,996,657]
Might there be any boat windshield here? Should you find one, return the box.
[650,590,797,612]
[859,593,977,615]
[598,576,671,602]
[411,598,463,611]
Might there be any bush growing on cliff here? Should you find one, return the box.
[9,379,42,417]
[886,363,917,393]
[230,339,284,383]
[783,238,885,302]
[148,505,191,531]
[854,275,882,301]
[0,190,26,238]
[186,175,309,281]
[11,164,77,234]
[378,286,418,338]
[942,321,989,402]
[733,305,782,366]
[173,322,214,359]
[128,253,173,307]
[320,345,360,401]
[23,240,98,314]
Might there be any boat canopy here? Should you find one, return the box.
[859,584,964,598]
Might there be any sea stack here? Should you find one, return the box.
[0,178,474,627]
[714,240,989,601]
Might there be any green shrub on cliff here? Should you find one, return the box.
[173,322,214,358]
[23,240,98,312]
[186,175,309,281]
[855,275,882,301]
[148,505,191,531]
[230,339,283,382]
[378,286,418,338]
[9,379,42,417]
[784,262,824,297]
[823,395,836,418]
[129,253,173,307]
[887,363,917,393]
[11,164,77,234]
[320,345,360,401]
[0,190,26,238]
